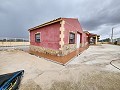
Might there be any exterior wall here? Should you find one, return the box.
[63,18,83,45]
[30,22,61,50]
[82,33,89,47]
[61,18,87,55]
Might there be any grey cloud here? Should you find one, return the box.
[81,0,120,31]
[0,0,120,39]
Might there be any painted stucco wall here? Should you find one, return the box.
[82,33,89,46]
[61,18,86,55]
[30,22,61,50]
[63,18,83,44]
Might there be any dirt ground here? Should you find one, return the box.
[0,44,120,90]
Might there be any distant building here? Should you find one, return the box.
[117,38,120,45]
[113,38,120,45]
[28,17,100,56]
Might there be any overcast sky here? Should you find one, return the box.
[0,0,120,39]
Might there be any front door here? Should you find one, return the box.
[77,33,80,48]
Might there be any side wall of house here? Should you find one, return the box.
[82,33,89,46]
[62,18,85,55]
[29,22,61,55]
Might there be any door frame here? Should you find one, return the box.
[76,33,80,48]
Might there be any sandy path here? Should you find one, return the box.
[0,44,120,90]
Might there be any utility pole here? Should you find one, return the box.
[111,27,114,43]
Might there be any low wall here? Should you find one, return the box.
[0,42,30,46]
[30,45,61,56]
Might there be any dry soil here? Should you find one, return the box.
[0,44,120,90]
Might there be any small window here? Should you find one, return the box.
[69,32,75,44]
[35,33,40,42]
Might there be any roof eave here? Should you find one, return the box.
[28,17,62,31]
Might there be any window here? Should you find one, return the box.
[69,32,75,44]
[35,33,40,42]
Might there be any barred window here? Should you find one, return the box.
[69,32,75,44]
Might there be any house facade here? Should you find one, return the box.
[29,18,99,56]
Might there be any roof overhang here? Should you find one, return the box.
[89,33,100,37]
[28,17,62,31]
[84,31,100,37]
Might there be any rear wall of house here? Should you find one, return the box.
[30,22,61,50]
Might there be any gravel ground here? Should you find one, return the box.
[0,44,120,90]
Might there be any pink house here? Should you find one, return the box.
[28,17,99,57]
